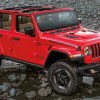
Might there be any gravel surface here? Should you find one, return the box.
[0,0,100,31]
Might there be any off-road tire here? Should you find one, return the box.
[48,61,77,95]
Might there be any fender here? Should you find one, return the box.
[0,43,3,55]
[49,46,82,57]
[44,46,83,67]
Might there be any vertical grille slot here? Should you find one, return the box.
[91,43,100,58]
[91,45,94,58]
[99,43,100,56]
[96,44,99,57]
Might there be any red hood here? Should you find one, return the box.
[54,29,100,39]
[42,28,100,48]
[70,30,99,39]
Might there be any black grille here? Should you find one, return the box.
[91,43,100,58]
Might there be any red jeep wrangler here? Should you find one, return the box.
[0,6,100,95]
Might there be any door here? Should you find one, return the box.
[11,15,38,64]
[0,13,13,56]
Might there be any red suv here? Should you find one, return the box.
[0,6,100,95]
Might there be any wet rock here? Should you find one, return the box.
[11,83,20,88]
[55,97,63,100]
[16,89,23,96]
[1,60,27,72]
[46,87,52,95]
[51,92,57,97]
[8,73,26,83]
[40,81,48,88]
[3,82,11,88]
[25,91,36,99]
[38,75,43,80]
[9,88,17,97]
[41,77,48,82]
[11,81,22,87]
[0,69,8,77]
[38,88,48,96]
[0,96,7,100]
[0,70,3,77]
[43,70,48,77]
[7,98,16,100]
[38,87,52,96]
[83,96,100,100]
[72,99,79,100]
[92,87,98,91]
[3,92,9,97]
[8,73,18,82]
[0,84,9,92]
[87,89,93,94]
[19,74,27,81]
[83,77,94,86]
[29,77,34,81]
[19,65,27,71]
[72,99,77,100]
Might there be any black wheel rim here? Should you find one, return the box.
[53,69,72,89]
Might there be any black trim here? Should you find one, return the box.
[3,6,55,12]
[44,50,69,67]
[1,55,43,69]
[78,63,100,76]
[3,6,33,10]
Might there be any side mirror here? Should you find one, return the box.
[24,27,35,37]
[78,18,81,23]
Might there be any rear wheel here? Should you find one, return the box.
[48,61,77,95]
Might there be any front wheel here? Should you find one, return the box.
[48,61,77,95]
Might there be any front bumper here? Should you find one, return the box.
[78,63,100,76]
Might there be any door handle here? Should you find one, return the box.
[13,37,20,40]
[0,34,3,37]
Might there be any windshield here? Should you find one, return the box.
[36,10,79,32]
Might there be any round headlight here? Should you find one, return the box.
[84,47,91,56]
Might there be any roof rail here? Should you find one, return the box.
[3,5,56,11]
[3,6,34,10]
[21,5,56,12]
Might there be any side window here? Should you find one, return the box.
[0,13,11,30]
[16,16,33,33]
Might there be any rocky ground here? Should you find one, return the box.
[0,60,100,100]
[0,0,100,100]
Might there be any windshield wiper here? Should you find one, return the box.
[50,26,78,34]
[50,29,65,34]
